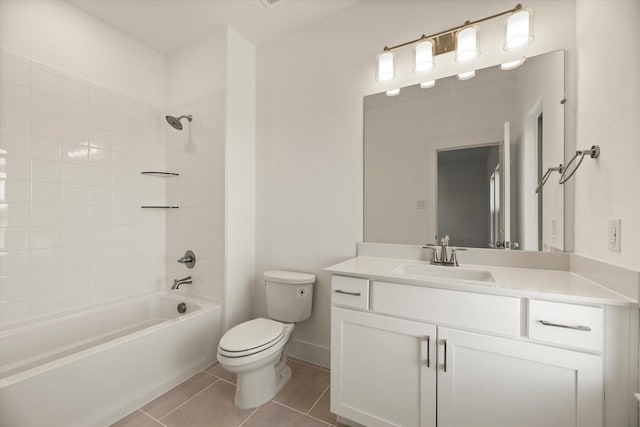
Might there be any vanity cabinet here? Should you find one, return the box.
[330,276,605,427]
[437,326,602,427]
[331,307,436,427]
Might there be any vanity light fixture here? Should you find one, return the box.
[420,80,436,89]
[375,4,531,82]
[457,70,476,80]
[386,88,401,96]
[500,57,526,70]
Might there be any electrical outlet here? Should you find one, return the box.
[608,219,621,252]
[416,200,425,209]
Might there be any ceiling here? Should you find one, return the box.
[67,0,360,53]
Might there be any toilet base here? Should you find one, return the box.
[233,352,292,409]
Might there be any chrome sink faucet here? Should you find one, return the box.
[171,276,192,290]
[422,235,465,267]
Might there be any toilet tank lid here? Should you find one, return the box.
[264,270,316,284]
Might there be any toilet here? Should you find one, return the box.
[217,270,315,409]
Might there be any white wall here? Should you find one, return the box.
[0,0,165,107]
[256,0,577,366]
[225,28,256,330]
[573,0,640,270]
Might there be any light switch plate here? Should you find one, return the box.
[608,218,621,252]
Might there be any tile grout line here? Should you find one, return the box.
[271,399,335,426]
[236,406,261,427]
[157,378,220,422]
[138,408,168,427]
[307,383,330,415]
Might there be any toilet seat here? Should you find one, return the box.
[219,318,286,358]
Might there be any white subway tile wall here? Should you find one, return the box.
[165,91,225,301]
[0,49,167,324]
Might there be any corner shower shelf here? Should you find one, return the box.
[140,171,179,177]
[140,171,180,208]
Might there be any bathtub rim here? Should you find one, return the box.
[0,290,221,388]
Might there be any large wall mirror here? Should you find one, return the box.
[364,50,565,251]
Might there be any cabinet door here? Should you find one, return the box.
[331,307,436,427]
[437,327,603,427]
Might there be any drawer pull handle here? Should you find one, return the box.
[334,289,361,296]
[539,320,591,332]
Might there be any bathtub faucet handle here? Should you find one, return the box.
[171,276,193,290]
[177,250,196,269]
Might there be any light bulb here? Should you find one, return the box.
[420,80,436,89]
[386,88,401,96]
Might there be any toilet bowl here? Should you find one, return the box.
[218,318,295,408]
[217,270,315,409]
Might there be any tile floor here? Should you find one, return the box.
[111,358,347,427]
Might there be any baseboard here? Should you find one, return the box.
[288,337,330,368]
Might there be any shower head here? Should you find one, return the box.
[165,114,192,130]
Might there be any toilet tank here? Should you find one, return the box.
[264,270,315,323]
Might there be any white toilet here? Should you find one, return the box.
[217,270,315,409]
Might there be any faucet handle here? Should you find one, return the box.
[422,244,440,263]
[449,248,466,267]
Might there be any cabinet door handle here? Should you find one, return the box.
[334,289,361,296]
[421,336,431,367]
[539,320,591,332]
[443,339,447,373]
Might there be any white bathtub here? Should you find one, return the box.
[0,292,221,427]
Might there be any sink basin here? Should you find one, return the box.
[392,263,495,283]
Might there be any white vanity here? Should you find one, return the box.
[326,253,639,427]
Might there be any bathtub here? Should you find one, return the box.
[0,292,221,427]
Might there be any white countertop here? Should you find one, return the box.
[325,256,638,306]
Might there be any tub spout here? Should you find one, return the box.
[171,276,192,290]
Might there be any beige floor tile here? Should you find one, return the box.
[273,358,331,413]
[204,362,237,384]
[242,401,327,427]
[110,410,162,427]
[161,380,254,427]
[142,371,218,419]
[308,387,348,427]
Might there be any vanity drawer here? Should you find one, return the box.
[528,300,603,352]
[372,281,522,336]
[331,276,369,310]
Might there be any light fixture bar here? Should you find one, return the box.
[381,3,524,55]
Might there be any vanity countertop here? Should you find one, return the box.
[325,256,638,307]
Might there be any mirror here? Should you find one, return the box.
[364,50,565,251]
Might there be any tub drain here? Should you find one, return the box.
[177,302,187,314]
